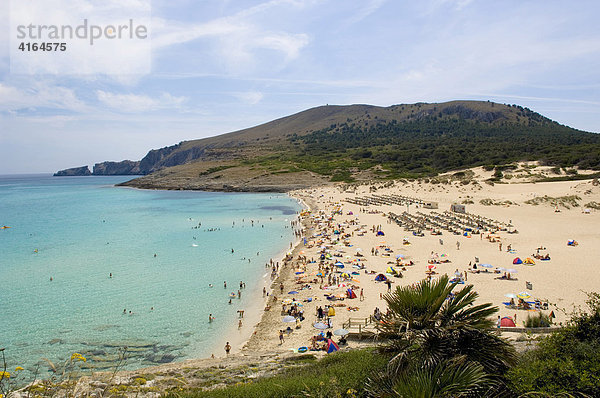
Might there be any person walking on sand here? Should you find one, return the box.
[238,319,243,329]
[456,241,460,250]
[360,288,364,301]
[224,342,231,355]
[279,330,284,344]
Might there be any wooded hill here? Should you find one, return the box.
[104,100,600,190]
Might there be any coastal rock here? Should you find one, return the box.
[53,166,91,176]
[93,160,141,175]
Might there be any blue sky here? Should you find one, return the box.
[1,0,599,173]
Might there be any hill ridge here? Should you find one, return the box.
[53,100,600,190]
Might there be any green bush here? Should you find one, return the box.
[524,312,552,328]
[507,292,600,396]
[169,349,388,398]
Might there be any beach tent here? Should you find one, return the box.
[513,257,523,265]
[326,339,339,353]
[523,258,535,265]
[500,317,516,327]
[334,261,345,268]
[375,273,388,281]
[386,266,396,275]
[346,288,357,299]
[376,231,385,236]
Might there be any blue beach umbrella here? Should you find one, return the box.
[288,291,299,294]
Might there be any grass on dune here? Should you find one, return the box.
[166,348,388,398]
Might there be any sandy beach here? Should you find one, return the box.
[33,165,600,395]
[240,165,600,354]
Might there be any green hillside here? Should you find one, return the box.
[117,101,600,190]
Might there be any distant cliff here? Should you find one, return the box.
[53,166,92,176]
[93,160,141,175]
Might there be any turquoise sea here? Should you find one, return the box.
[0,174,301,377]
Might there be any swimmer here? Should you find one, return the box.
[224,281,227,288]
[154,253,157,257]
[209,313,215,323]
[209,284,213,288]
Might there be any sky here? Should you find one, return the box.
[1,0,599,174]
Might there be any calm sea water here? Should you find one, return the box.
[0,174,301,377]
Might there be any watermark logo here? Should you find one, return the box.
[10,0,151,75]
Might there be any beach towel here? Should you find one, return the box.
[326,339,339,353]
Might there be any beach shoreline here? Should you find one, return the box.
[15,168,600,396]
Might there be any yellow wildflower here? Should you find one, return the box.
[71,353,87,362]
[0,371,10,378]
[15,366,24,371]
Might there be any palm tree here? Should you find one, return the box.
[369,275,516,397]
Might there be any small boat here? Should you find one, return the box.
[1,226,11,229]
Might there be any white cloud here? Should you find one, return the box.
[151,0,311,73]
[96,90,187,112]
[0,82,88,112]
[345,0,387,25]
[233,91,264,104]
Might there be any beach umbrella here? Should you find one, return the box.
[334,328,349,336]
[504,293,518,299]
[427,265,436,270]
[507,268,518,273]
[282,298,293,304]
[313,322,328,330]
[282,316,296,323]
[517,292,531,299]
[480,263,493,268]
[288,291,299,294]
[396,254,406,260]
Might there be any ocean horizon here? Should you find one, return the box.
[0,174,301,378]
